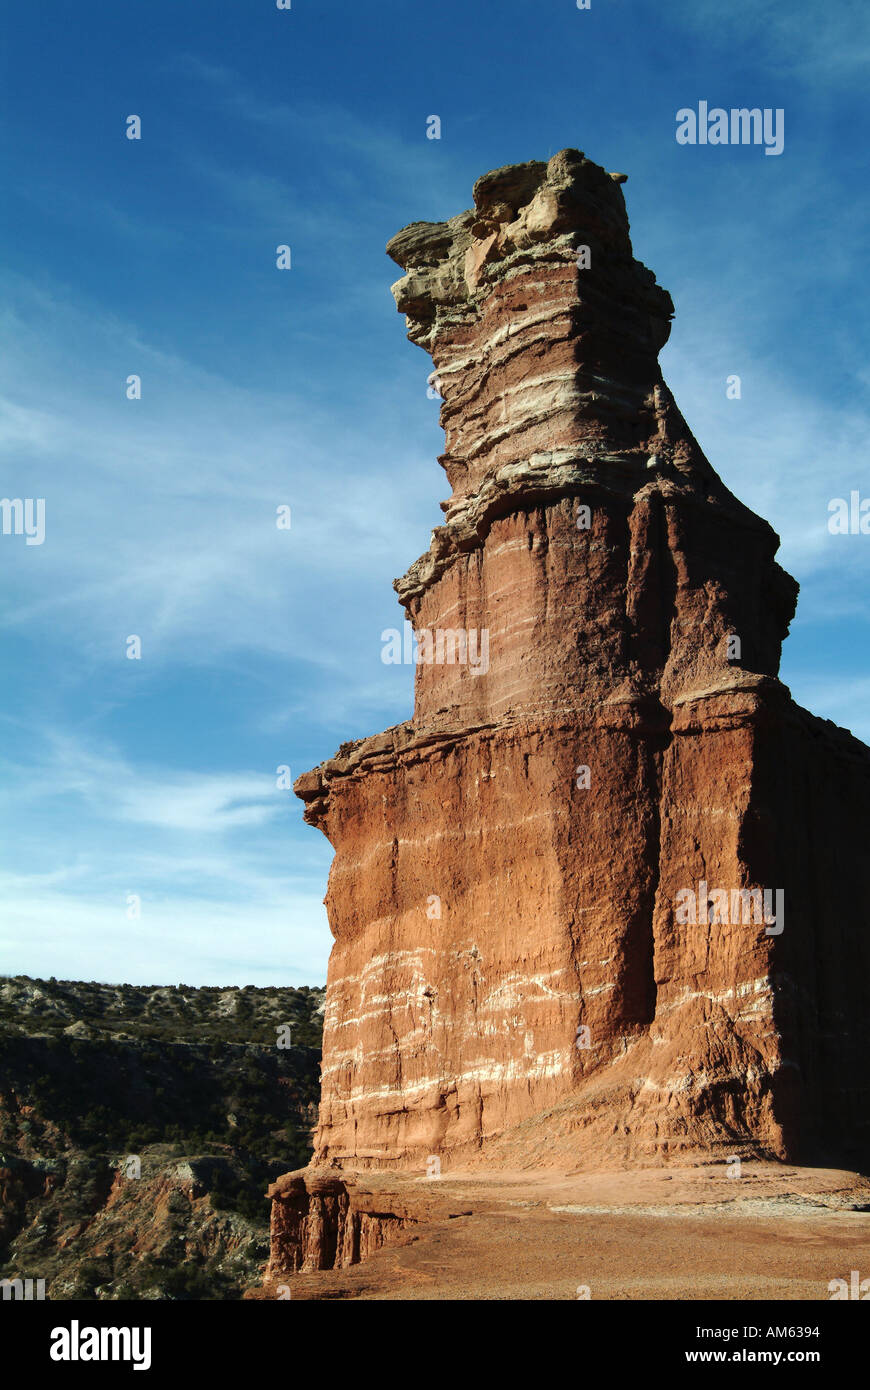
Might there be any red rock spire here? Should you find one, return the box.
[289,151,870,1196]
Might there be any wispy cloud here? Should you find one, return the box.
[0,722,331,984]
[0,271,437,671]
[8,732,281,833]
[165,52,458,195]
[670,0,870,82]
[0,882,328,987]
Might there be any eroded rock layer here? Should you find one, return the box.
[264,1170,418,1278]
[292,150,870,1189]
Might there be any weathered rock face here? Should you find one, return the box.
[294,150,870,1182]
[264,1170,418,1279]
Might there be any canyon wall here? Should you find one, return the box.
[293,149,870,1180]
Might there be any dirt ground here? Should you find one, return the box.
[273,1163,870,1301]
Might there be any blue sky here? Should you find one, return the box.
[1,0,868,987]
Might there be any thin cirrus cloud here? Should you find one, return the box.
[0,268,428,984]
[670,0,870,79]
[0,884,330,989]
[0,271,438,671]
[5,729,282,833]
[165,53,458,186]
[0,721,333,985]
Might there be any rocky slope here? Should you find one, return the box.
[0,975,323,1299]
[287,146,870,1235]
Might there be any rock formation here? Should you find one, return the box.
[287,150,870,1234]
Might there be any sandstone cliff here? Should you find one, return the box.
[290,150,870,1201]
